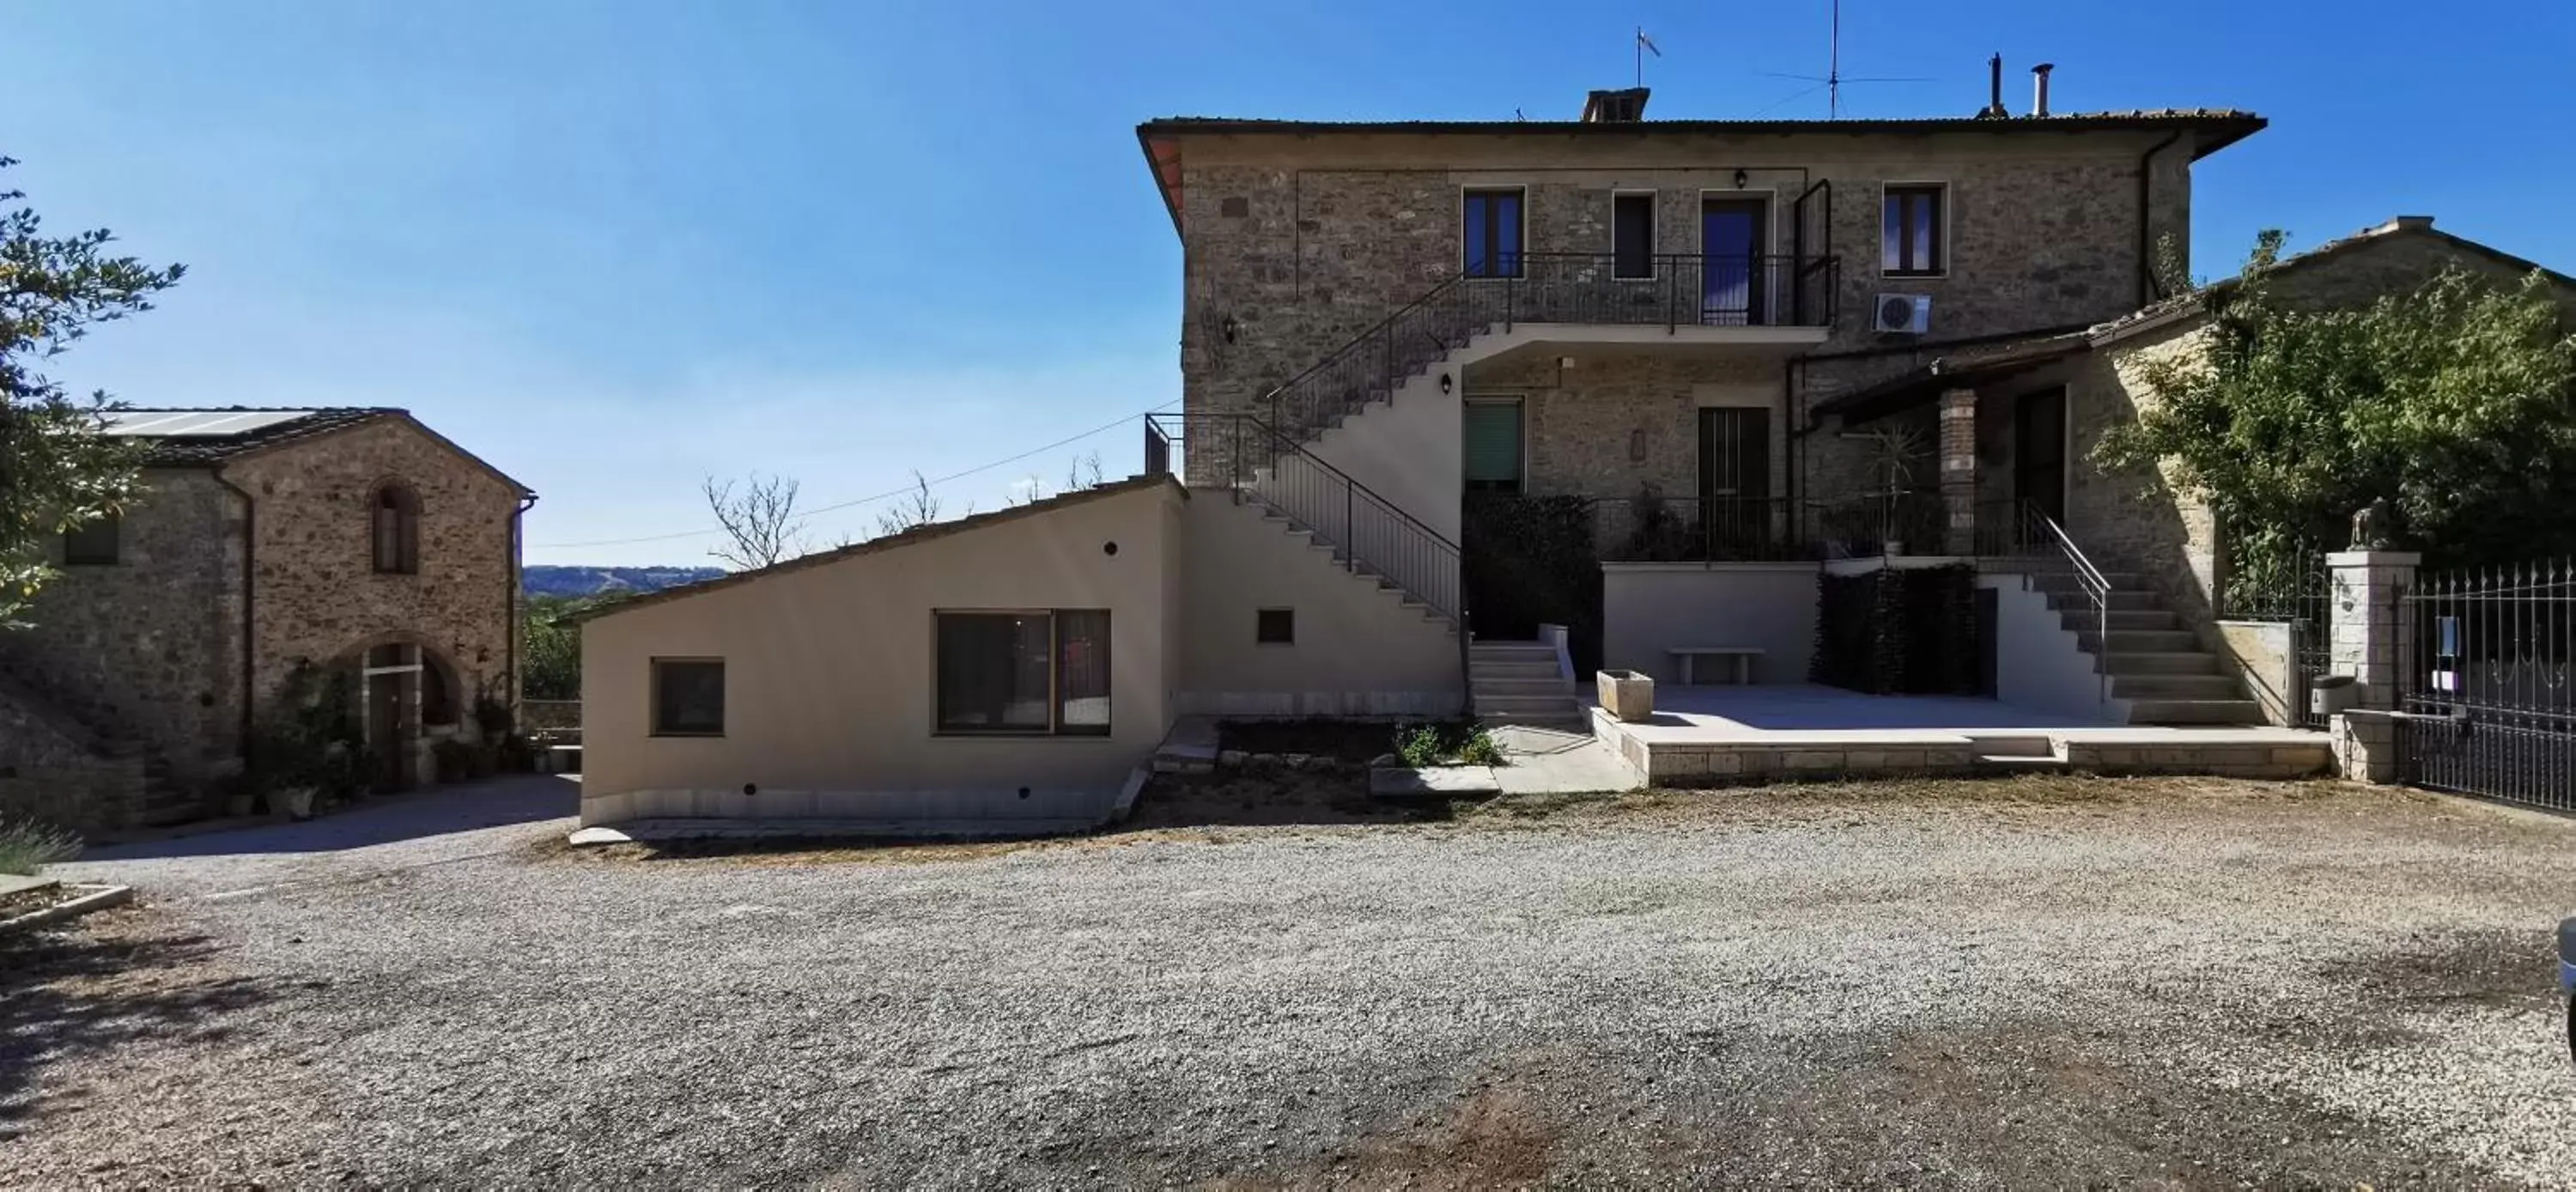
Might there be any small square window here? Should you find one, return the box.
[651,659,726,737]
[1256,608,1295,645]
[62,514,119,566]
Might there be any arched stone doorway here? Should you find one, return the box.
[345,637,465,793]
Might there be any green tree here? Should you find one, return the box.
[2096,235,2576,587]
[523,593,585,699]
[1,156,185,626]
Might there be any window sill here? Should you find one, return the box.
[648,731,725,739]
[1880,271,1949,282]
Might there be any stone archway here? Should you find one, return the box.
[337,635,467,793]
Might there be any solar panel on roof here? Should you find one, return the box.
[102,410,318,437]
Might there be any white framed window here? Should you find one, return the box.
[1613,191,1656,279]
[1882,183,1947,277]
[1462,187,1525,278]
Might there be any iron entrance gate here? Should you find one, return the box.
[2396,559,2576,812]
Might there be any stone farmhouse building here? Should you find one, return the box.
[0,408,532,833]
[572,78,2569,830]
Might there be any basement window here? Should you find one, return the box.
[936,611,1110,736]
[1256,608,1295,646]
[62,514,119,566]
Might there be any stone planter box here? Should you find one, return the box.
[1597,670,1655,723]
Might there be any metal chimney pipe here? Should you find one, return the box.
[1988,53,2003,117]
[2032,63,2055,117]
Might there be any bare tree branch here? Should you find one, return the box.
[702,472,806,569]
[876,471,941,537]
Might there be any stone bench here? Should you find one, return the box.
[1668,647,1763,686]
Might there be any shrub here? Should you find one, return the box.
[1455,728,1505,767]
[1394,724,1444,769]
[0,818,82,876]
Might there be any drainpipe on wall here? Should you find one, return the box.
[213,470,258,758]
[2136,131,2184,306]
[508,494,537,720]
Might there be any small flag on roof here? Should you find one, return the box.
[1637,29,1661,56]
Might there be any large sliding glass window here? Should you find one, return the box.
[1462,189,1524,278]
[936,611,1110,736]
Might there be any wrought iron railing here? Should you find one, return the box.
[1257,252,1839,445]
[1589,496,1817,563]
[2217,547,2335,729]
[2398,557,2574,811]
[1147,413,1461,623]
[1811,489,1947,559]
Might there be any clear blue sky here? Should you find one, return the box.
[10,1,2572,566]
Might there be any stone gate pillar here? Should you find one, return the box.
[2326,550,2419,711]
[1938,388,1978,556]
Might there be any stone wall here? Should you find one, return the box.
[0,674,148,835]
[1465,351,1780,502]
[221,418,524,723]
[1177,127,2200,454]
[0,468,246,789]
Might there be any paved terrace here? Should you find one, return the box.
[1590,684,2333,785]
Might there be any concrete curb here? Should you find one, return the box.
[0,884,136,935]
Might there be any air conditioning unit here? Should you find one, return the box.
[1874,293,1932,334]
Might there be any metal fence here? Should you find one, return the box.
[2217,550,2335,730]
[2397,558,2575,812]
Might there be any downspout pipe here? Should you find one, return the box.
[2136,131,2184,306]
[213,470,258,757]
[508,493,537,726]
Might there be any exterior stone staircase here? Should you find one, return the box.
[2029,569,2264,726]
[1467,641,1585,729]
[1248,503,1457,634]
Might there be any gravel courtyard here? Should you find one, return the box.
[6,775,2573,1187]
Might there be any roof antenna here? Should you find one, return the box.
[1636,27,1660,88]
[1759,0,1930,119]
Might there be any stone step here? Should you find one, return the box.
[2076,629,2202,654]
[1473,667,1563,686]
[2125,698,2267,726]
[1470,641,1559,657]
[2111,673,2246,700]
[1473,693,1584,715]
[1472,677,1577,698]
[2064,609,2182,631]
[2099,651,2227,676]
[1477,710,1592,730]
[2029,570,2147,593]
[2044,589,2166,612]
[1960,733,2057,758]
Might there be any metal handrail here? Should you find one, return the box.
[1254,252,1841,443]
[1146,412,1463,623]
[2022,503,2114,704]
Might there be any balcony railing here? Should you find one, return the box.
[1479,253,1839,331]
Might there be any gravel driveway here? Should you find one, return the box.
[6,775,2573,1187]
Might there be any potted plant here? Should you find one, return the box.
[1858,424,1930,556]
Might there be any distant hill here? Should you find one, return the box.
[525,565,726,599]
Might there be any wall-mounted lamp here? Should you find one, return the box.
[1437,372,1453,395]
[1219,314,1240,344]
[1733,168,1749,190]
